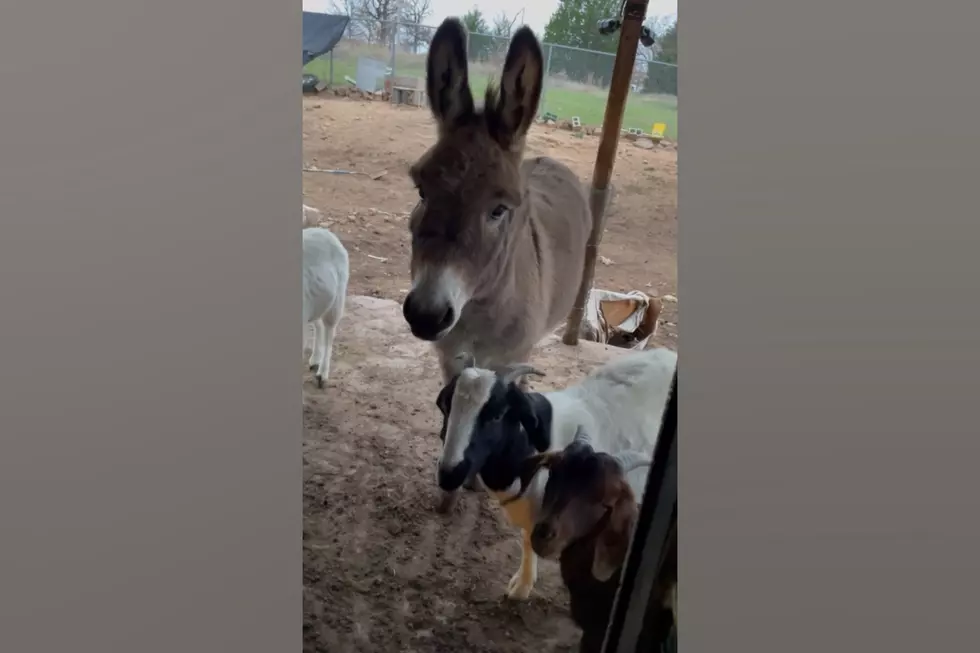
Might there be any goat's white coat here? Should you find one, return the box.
[302,203,322,228]
[439,367,497,469]
[303,226,349,385]
[527,346,677,498]
[446,346,678,600]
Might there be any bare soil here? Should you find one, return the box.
[302,96,677,653]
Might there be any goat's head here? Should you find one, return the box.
[402,18,544,342]
[520,428,651,582]
[434,355,547,492]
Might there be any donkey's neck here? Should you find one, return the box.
[444,201,544,367]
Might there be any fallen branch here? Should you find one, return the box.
[303,166,388,180]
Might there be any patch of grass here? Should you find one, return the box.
[539,87,677,139]
[306,49,678,141]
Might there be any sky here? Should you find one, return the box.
[302,0,678,36]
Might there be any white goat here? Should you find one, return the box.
[303,225,349,388]
[432,346,677,600]
[302,203,322,228]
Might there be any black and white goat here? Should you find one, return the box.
[433,346,677,600]
[519,429,677,653]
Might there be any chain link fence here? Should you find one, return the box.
[304,18,678,141]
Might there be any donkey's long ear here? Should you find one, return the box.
[486,26,544,149]
[426,18,475,133]
[592,484,639,582]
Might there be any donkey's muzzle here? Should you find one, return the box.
[403,291,455,341]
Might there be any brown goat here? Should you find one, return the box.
[401,19,592,509]
[520,432,676,653]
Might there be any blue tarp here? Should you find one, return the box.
[302,12,350,65]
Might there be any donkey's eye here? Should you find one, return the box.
[489,204,509,220]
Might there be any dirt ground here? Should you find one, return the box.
[302,96,677,653]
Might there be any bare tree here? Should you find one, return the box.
[490,11,518,38]
[328,0,359,15]
[328,0,366,40]
[358,0,401,44]
[401,0,431,24]
[400,0,432,54]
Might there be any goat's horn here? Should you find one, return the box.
[573,425,592,445]
[613,451,652,473]
[500,364,546,384]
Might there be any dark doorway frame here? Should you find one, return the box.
[602,369,678,653]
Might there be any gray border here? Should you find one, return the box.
[0,1,301,650]
[683,1,980,650]
[3,0,980,650]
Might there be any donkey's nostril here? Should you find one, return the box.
[403,294,455,342]
[402,293,417,321]
[402,293,415,322]
[436,305,455,331]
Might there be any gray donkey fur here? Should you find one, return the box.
[401,18,592,512]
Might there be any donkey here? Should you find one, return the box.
[401,19,592,510]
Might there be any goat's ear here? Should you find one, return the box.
[435,385,451,415]
[426,19,475,133]
[592,485,638,582]
[485,26,544,149]
[435,376,458,415]
[506,384,548,451]
[517,451,559,495]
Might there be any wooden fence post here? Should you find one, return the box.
[563,0,651,345]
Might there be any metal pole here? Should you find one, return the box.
[539,43,554,119]
[562,0,650,346]
[389,21,397,104]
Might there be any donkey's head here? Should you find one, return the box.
[402,18,544,342]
